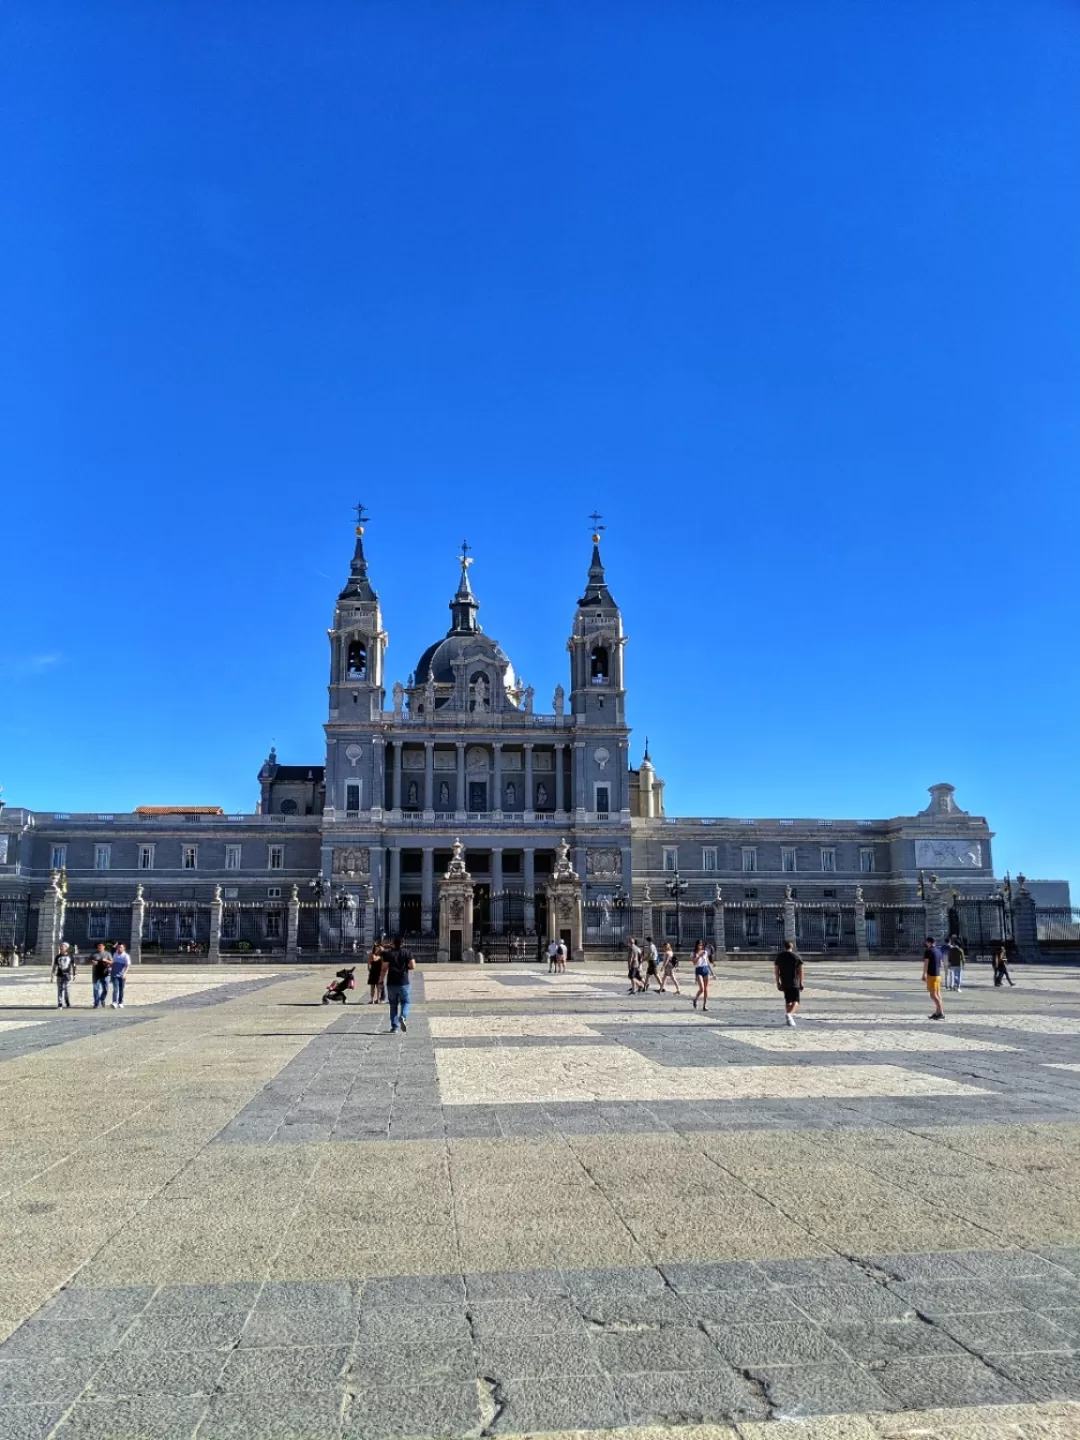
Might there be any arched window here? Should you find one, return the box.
[279,799,298,815]
[347,640,367,680]
[590,646,609,684]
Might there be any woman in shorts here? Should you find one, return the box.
[658,943,681,994]
[692,940,713,1011]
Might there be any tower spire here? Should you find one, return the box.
[448,539,480,634]
[579,512,616,607]
[339,502,377,601]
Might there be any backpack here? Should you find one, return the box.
[948,944,965,967]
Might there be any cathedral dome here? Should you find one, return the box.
[413,550,518,710]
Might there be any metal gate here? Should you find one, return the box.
[143,903,212,956]
[795,904,857,955]
[220,903,286,956]
[296,902,371,957]
[583,901,643,956]
[475,890,534,962]
[0,896,33,957]
[949,896,1012,958]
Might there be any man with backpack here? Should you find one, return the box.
[51,942,76,1008]
[379,935,415,1034]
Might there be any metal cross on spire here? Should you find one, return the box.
[458,538,473,568]
[353,502,370,527]
[588,510,605,537]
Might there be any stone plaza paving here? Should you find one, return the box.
[3,961,1080,1438]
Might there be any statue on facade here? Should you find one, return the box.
[553,684,565,716]
[506,781,516,808]
[643,881,652,903]
[407,780,418,806]
[425,668,436,715]
[392,681,404,715]
[472,675,489,712]
[553,838,577,880]
[439,781,450,807]
[855,885,864,904]
[536,782,548,808]
[785,885,793,902]
[523,684,534,714]
[713,883,722,906]
[446,837,469,879]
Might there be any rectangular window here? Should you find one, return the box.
[663,911,679,939]
[139,844,155,870]
[860,848,875,873]
[222,911,238,940]
[781,848,797,873]
[595,784,610,816]
[266,888,282,901]
[663,847,678,872]
[821,848,836,873]
[702,848,717,872]
[94,844,111,871]
[265,911,283,940]
[345,782,361,814]
[182,845,198,870]
[50,844,66,870]
[225,844,242,870]
[87,914,108,941]
[742,847,757,873]
[223,886,238,900]
[268,844,284,871]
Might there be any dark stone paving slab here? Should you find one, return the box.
[3,1249,1079,1434]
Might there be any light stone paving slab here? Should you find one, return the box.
[716,1027,1018,1053]
[434,1046,991,1105]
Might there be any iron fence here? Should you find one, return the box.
[948,896,1012,958]
[296,902,370,957]
[1036,907,1080,946]
[865,905,925,954]
[142,903,212,956]
[475,890,542,962]
[724,903,785,954]
[220,903,286,955]
[62,901,133,951]
[0,896,34,957]
[794,905,857,954]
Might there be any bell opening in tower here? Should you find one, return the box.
[347,640,368,680]
[590,646,609,684]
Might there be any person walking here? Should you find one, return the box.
[773,941,804,1027]
[993,944,1016,988]
[547,938,559,973]
[51,943,76,1008]
[380,935,415,1034]
[110,943,131,1008]
[947,937,966,993]
[627,948,645,994]
[91,944,112,1009]
[692,939,714,1011]
[366,944,384,1005]
[642,939,661,992]
[626,936,642,983]
[923,936,945,1020]
[658,943,681,994]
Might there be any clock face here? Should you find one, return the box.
[345,744,362,764]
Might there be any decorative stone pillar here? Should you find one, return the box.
[208,884,223,964]
[371,736,386,817]
[438,838,475,963]
[286,884,300,962]
[1012,877,1040,966]
[641,880,654,949]
[555,743,566,814]
[546,839,583,959]
[922,872,947,946]
[130,884,145,965]
[361,883,376,950]
[39,871,64,958]
[854,885,869,959]
[573,741,587,819]
[711,884,726,958]
[783,885,797,945]
[491,846,503,897]
[455,742,466,821]
[493,743,503,817]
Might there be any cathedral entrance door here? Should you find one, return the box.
[400,895,421,935]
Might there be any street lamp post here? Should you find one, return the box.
[665,869,689,946]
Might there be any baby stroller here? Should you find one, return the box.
[322,967,357,1004]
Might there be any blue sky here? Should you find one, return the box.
[2,2,1078,889]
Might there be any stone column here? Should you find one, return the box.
[369,847,384,934]
[371,736,386,815]
[922,874,947,946]
[388,847,401,933]
[573,741,587,818]
[208,885,223,964]
[130,884,145,965]
[783,887,797,945]
[421,847,435,932]
[390,740,402,813]
[854,886,869,959]
[38,872,64,958]
[524,744,534,818]
[523,847,536,934]
[361,884,376,950]
[546,841,583,959]
[711,886,726,958]
[555,744,566,814]
[455,742,466,820]
[617,740,630,816]
[438,840,474,963]
[424,741,435,818]
[286,884,300,962]
[493,743,503,817]
[491,846,503,898]
[641,884,655,949]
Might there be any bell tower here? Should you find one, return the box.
[568,519,626,726]
[328,504,386,724]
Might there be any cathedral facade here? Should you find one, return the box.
[0,521,1001,960]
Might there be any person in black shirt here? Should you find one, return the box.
[90,944,113,1009]
[379,936,415,1034]
[773,942,804,1028]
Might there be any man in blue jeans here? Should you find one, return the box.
[379,936,415,1034]
[110,942,131,1008]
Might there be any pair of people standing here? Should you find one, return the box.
[547,938,567,973]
